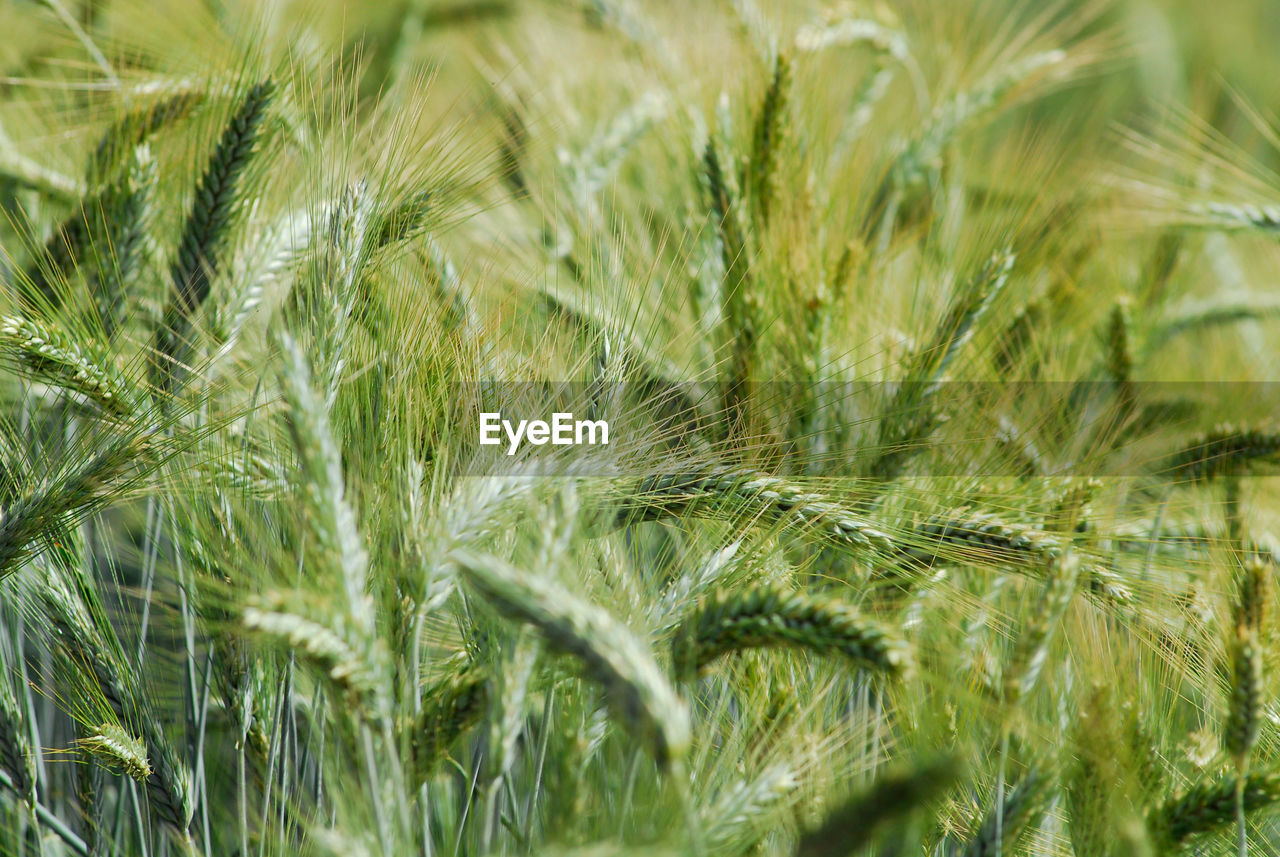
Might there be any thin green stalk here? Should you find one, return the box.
[0,769,89,857]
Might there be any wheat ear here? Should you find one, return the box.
[1225,556,1271,856]
[1002,552,1079,706]
[153,78,276,390]
[1106,297,1136,419]
[0,430,151,581]
[1160,425,1280,482]
[701,763,799,853]
[893,51,1069,191]
[910,508,1130,603]
[368,189,433,251]
[670,586,912,680]
[1045,478,1101,533]
[866,249,1014,485]
[1148,772,1280,849]
[704,137,755,434]
[0,673,33,800]
[23,144,155,333]
[242,595,380,707]
[795,16,909,57]
[408,664,489,784]
[994,298,1043,373]
[797,756,961,856]
[451,549,691,769]
[90,89,203,180]
[962,766,1051,857]
[1149,296,1280,352]
[617,465,896,556]
[276,332,374,636]
[1190,201,1280,233]
[0,315,137,416]
[37,569,192,832]
[94,144,156,337]
[748,51,791,227]
[1225,559,1269,768]
[76,723,151,783]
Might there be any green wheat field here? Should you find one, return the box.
[5,0,1280,854]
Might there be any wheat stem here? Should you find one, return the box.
[0,768,89,856]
